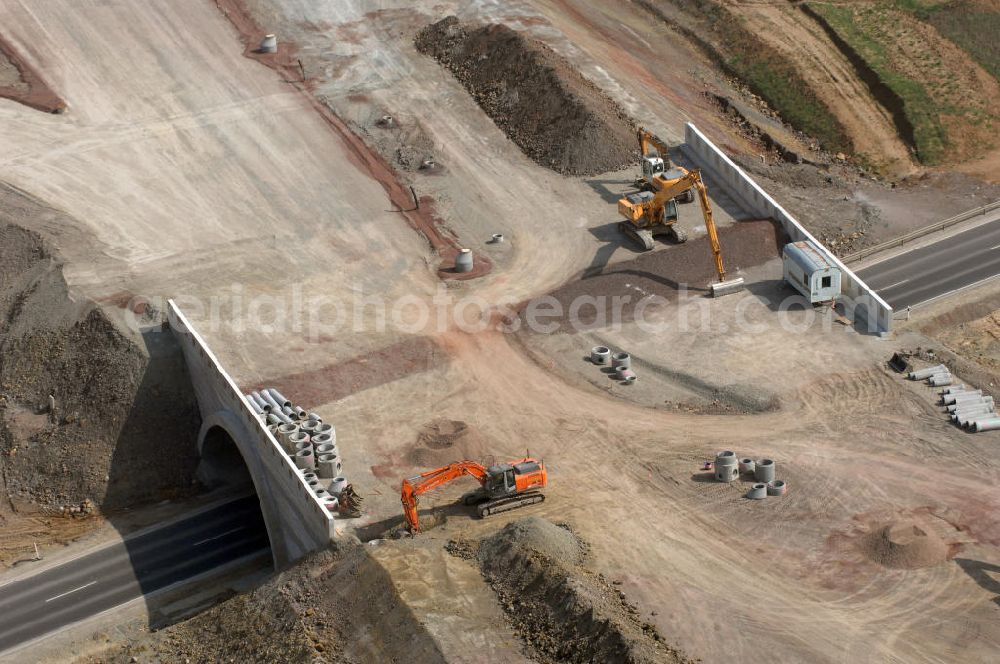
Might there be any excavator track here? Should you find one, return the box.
[477,491,545,518]
[618,221,654,251]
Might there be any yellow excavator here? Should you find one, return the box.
[618,166,745,297]
[634,127,694,204]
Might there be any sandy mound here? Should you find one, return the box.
[478,516,586,567]
[407,418,493,467]
[471,518,692,664]
[862,521,950,569]
[416,17,637,176]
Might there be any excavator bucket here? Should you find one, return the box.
[710,277,745,297]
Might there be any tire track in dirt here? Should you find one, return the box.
[729,3,914,175]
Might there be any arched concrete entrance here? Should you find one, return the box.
[196,411,321,569]
[167,301,334,571]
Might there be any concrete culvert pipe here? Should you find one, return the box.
[294,448,315,470]
[317,454,338,479]
[251,391,271,412]
[714,451,738,482]
[282,406,298,420]
[491,233,505,243]
[261,391,282,413]
[929,374,953,387]
[330,476,348,495]
[739,458,755,474]
[306,479,320,490]
[323,497,339,513]
[294,406,307,419]
[314,423,335,442]
[961,411,997,428]
[747,483,767,500]
[909,364,947,380]
[245,395,264,415]
[973,417,1000,432]
[947,399,985,413]
[942,385,967,395]
[277,423,299,453]
[591,346,611,365]
[268,389,291,408]
[953,406,993,424]
[767,480,787,496]
[266,413,282,426]
[612,352,631,369]
[289,431,309,450]
[303,472,318,482]
[308,412,322,422]
[617,367,636,381]
[312,431,334,446]
[455,248,473,273]
[952,399,993,414]
[259,34,277,53]
[314,488,330,499]
[315,442,336,456]
[754,459,776,483]
[944,390,982,405]
[623,375,637,385]
[300,420,320,437]
[947,397,992,413]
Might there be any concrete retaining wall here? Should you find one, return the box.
[167,300,333,569]
[683,123,893,334]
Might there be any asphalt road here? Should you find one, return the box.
[858,216,1000,309]
[0,495,269,654]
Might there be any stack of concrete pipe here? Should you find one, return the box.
[711,452,787,498]
[244,388,350,502]
[590,346,637,384]
[941,385,1000,432]
[908,364,952,387]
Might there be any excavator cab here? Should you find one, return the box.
[641,155,666,185]
[485,464,517,498]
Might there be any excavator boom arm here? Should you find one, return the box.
[645,169,727,281]
[637,126,671,158]
[400,460,489,532]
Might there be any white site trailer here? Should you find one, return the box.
[782,240,841,304]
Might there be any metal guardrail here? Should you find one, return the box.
[843,200,1000,264]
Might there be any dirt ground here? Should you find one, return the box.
[2,0,1000,662]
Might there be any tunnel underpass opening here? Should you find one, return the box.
[122,425,273,604]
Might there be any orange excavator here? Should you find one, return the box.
[401,457,547,533]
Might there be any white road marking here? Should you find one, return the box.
[990,243,1000,251]
[881,279,909,290]
[45,581,97,603]
[192,526,243,547]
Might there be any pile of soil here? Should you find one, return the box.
[862,521,950,569]
[407,418,493,467]
[471,517,693,664]
[523,218,785,333]
[0,213,199,515]
[416,17,637,176]
[90,541,447,664]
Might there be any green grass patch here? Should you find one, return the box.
[808,3,948,164]
[659,0,851,153]
[928,9,1000,82]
